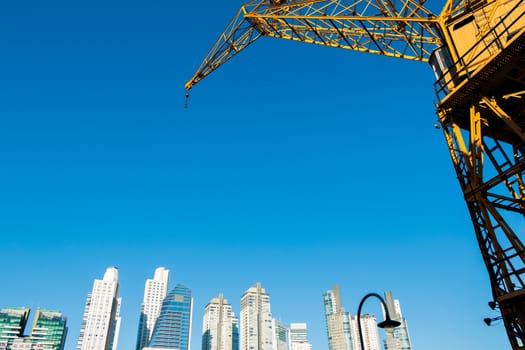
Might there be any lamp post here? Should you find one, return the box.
[357,292,401,350]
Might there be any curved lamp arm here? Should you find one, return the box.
[357,293,401,350]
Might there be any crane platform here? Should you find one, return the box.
[437,28,525,144]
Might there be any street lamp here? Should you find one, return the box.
[357,292,401,350]
[484,316,503,326]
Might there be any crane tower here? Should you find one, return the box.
[185,0,525,348]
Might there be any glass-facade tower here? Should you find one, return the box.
[0,308,67,350]
[30,309,68,350]
[148,284,193,350]
[0,307,30,349]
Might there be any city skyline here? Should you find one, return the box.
[0,0,509,349]
[0,264,494,350]
[0,267,411,350]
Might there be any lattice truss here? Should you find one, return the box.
[185,0,443,90]
[440,99,525,348]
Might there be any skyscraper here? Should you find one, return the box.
[271,319,287,350]
[147,284,193,350]
[136,267,170,350]
[323,286,353,350]
[30,309,68,350]
[383,292,412,350]
[202,294,239,350]
[76,267,122,350]
[0,308,67,350]
[240,283,273,350]
[0,307,29,349]
[288,323,312,350]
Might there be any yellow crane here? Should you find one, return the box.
[185,0,525,348]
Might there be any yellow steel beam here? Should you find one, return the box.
[185,0,443,91]
[482,96,525,144]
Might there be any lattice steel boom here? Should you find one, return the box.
[185,0,525,348]
[185,0,443,91]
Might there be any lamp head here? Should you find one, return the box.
[484,318,492,326]
[377,317,402,329]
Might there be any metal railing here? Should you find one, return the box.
[433,0,525,102]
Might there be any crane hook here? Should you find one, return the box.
[185,90,190,109]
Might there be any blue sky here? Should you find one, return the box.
[0,1,510,350]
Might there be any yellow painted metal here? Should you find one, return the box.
[185,3,262,90]
[481,96,525,144]
[185,0,443,91]
[440,96,525,349]
[186,0,525,94]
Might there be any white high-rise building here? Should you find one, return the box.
[136,267,170,350]
[240,283,273,350]
[288,323,312,350]
[202,294,239,350]
[323,286,353,350]
[77,267,121,350]
[350,315,380,350]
